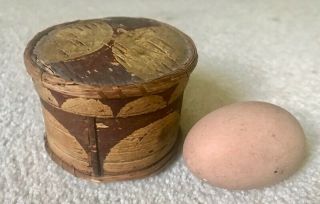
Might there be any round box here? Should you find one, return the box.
[24,17,197,182]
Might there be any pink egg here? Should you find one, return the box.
[183,101,306,190]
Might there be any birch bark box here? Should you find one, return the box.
[24,17,198,182]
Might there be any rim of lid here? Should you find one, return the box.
[24,17,198,99]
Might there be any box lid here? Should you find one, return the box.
[24,17,197,98]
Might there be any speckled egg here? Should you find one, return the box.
[183,101,306,190]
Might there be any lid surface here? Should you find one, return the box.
[26,17,197,86]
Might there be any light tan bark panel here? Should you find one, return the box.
[103,112,179,173]
[43,108,88,161]
[34,20,113,63]
[34,82,59,107]
[47,138,91,175]
[117,95,167,117]
[61,98,113,117]
[169,78,188,104]
[112,26,190,80]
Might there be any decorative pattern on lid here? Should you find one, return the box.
[30,17,197,86]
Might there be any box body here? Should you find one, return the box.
[24,17,197,182]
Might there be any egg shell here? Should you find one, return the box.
[183,101,306,190]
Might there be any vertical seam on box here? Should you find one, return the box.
[88,117,101,176]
